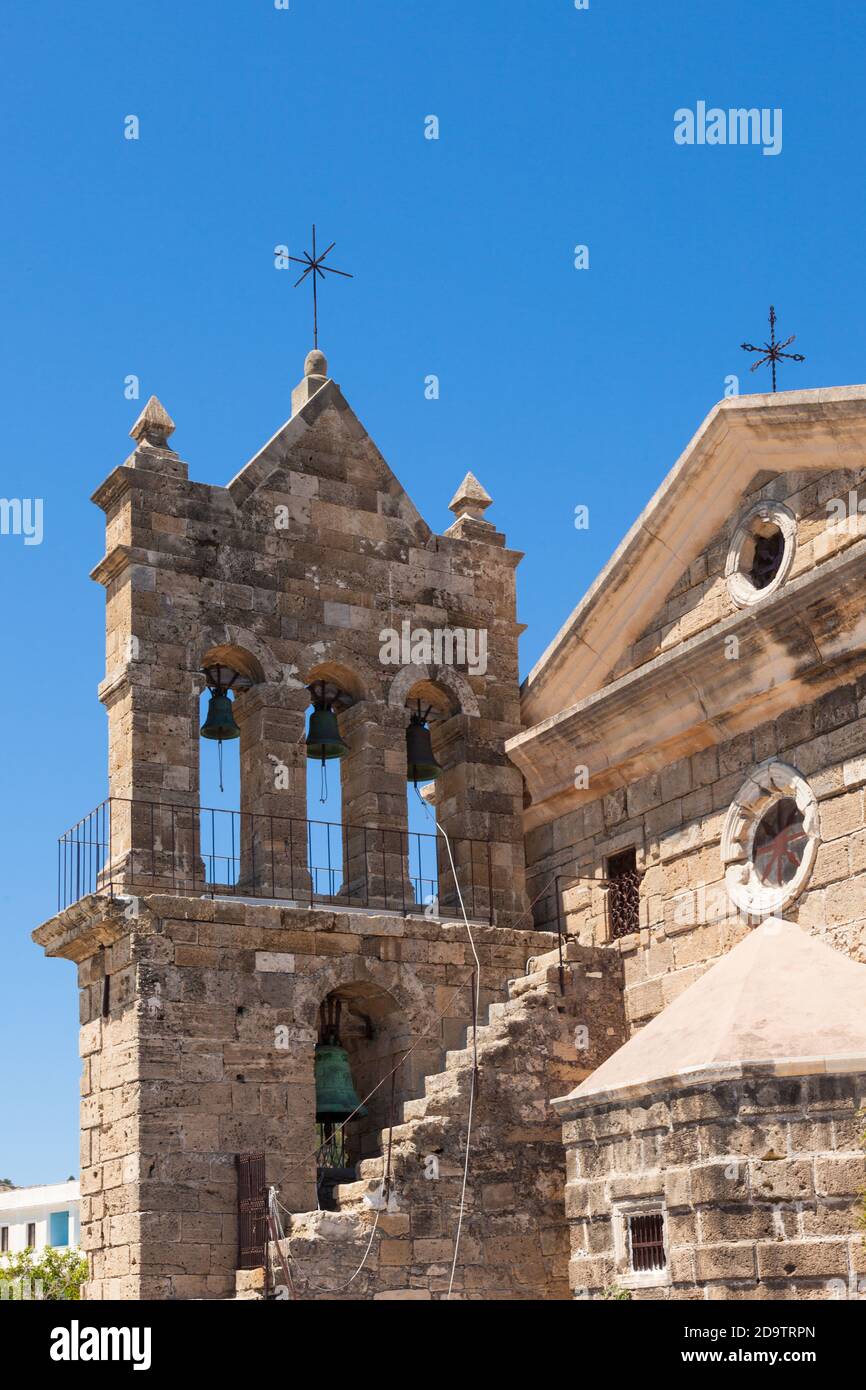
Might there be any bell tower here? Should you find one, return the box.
[34,351,535,1299]
[86,353,529,922]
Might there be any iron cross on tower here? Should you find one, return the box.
[289,225,353,349]
[740,306,806,393]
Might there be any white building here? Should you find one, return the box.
[0,1182,80,1255]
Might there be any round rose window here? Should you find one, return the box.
[721,762,819,916]
[752,797,809,887]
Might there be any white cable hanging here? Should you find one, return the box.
[416,786,481,1301]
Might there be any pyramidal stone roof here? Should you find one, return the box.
[448,471,493,519]
[554,921,866,1113]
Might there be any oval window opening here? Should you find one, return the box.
[749,527,785,590]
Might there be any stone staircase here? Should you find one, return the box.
[270,940,625,1300]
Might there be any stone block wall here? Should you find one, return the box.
[263,942,626,1301]
[91,373,529,925]
[526,680,866,1031]
[561,1068,866,1300]
[36,892,559,1300]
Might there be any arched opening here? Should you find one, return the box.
[198,645,265,889]
[314,982,412,1209]
[403,678,460,916]
[303,666,360,902]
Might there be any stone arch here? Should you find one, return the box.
[294,955,431,1035]
[196,625,281,687]
[298,958,436,1181]
[387,662,480,717]
[291,639,384,705]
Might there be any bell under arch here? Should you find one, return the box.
[304,674,353,899]
[313,980,414,1207]
[193,644,266,889]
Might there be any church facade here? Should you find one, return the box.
[33,362,866,1299]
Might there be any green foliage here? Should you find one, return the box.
[601,1283,632,1300]
[0,1246,88,1301]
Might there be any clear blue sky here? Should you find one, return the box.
[1,0,863,1182]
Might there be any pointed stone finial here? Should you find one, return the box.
[130,395,175,448]
[304,348,328,379]
[292,348,330,416]
[448,472,493,523]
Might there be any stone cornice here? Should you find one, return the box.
[553,1055,866,1116]
[91,467,135,515]
[90,544,133,588]
[32,894,130,963]
[510,535,866,828]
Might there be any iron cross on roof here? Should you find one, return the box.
[740,305,806,392]
[289,224,353,349]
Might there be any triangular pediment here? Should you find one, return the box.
[521,386,866,728]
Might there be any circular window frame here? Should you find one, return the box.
[725,501,797,608]
[721,760,819,917]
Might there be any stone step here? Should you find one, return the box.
[524,939,583,974]
[331,967,575,1216]
[509,965,563,999]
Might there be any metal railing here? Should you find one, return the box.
[57,796,495,923]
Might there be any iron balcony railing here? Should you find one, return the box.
[57,796,495,924]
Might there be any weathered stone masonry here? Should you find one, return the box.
[37,892,562,1300]
[92,355,529,925]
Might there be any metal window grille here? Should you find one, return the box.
[628,1212,666,1273]
[236,1151,267,1270]
[607,848,641,940]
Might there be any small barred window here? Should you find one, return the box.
[607,848,641,940]
[628,1211,666,1273]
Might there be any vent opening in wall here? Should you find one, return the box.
[627,1211,666,1273]
[606,848,641,940]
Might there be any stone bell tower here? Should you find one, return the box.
[34,351,538,1298]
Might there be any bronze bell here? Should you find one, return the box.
[406,705,441,785]
[200,690,240,742]
[200,665,242,742]
[305,682,349,762]
[314,1043,368,1125]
